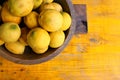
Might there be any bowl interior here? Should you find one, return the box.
[0,0,75,64]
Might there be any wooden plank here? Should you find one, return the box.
[1,0,120,80]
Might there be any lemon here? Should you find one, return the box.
[40,2,62,12]
[39,3,55,12]
[43,0,53,3]
[27,28,50,49]
[8,0,34,17]
[19,38,28,46]
[32,46,48,54]
[0,39,4,46]
[38,9,63,32]
[50,30,65,48]
[51,2,63,12]
[0,22,21,42]
[60,12,72,31]
[19,27,29,46]
[33,0,43,9]
[1,2,21,24]
[24,11,39,29]
[5,41,25,54]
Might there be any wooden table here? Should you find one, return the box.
[1,0,120,80]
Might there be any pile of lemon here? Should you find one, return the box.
[0,0,72,54]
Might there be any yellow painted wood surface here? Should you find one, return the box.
[1,0,120,80]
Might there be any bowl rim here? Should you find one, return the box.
[0,0,76,65]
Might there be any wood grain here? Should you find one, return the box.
[1,0,120,80]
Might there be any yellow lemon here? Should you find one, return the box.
[1,2,21,24]
[27,28,50,49]
[19,27,30,46]
[8,0,34,17]
[24,11,39,29]
[60,12,72,31]
[51,2,63,12]
[0,22,21,42]
[0,39,4,46]
[33,0,43,9]
[50,30,65,48]
[43,0,53,3]
[39,3,55,12]
[39,2,63,12]
[5,41,25,54]
[38,9,63,32]
[32,46,48,54]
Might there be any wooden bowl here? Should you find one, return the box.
[0,0,76,64]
